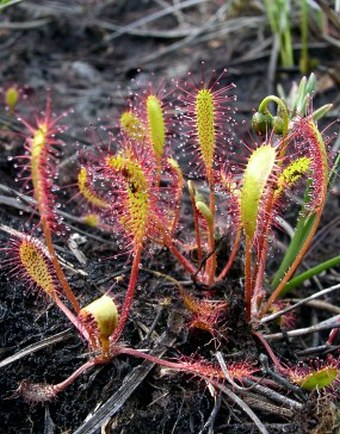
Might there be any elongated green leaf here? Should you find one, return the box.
[0,0,22,11]
[281,255,340,295]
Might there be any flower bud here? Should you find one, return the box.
[272,116,285,135]
[251,112,272,135]
[5,86,19,113]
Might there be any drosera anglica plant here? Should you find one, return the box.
[1,69,339,410]
[0,86,257,402]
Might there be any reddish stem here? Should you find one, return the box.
[42,218,81,313]
[155,218,198,276]
[50,346,219,398]
[216,227,241,281]
[169,165,184,238]
[251,191,276,317]
[253,331,283,370]
[53,359,99,395]
[115,346,224,379]
[110,244,142,343]
[188,184,203,265]
[206,186,216,286]
[326,316,340,345]
[166,241,198,276]
[261,210,322,315]
[244,237,253,321]
[53,295,90,342]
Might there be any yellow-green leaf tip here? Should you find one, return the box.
[146,95,165,160]
[241,144,276,239]
[80,295,119,339]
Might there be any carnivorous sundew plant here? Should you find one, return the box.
[1,69,339,410]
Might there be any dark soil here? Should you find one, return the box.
[0,2,339,434]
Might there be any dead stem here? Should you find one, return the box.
[295,299,340,315]
[0,329,74,369]
[260,283,340,324]
[243,379,303,411]
[263,315,340,341]
[213,382,269,434]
